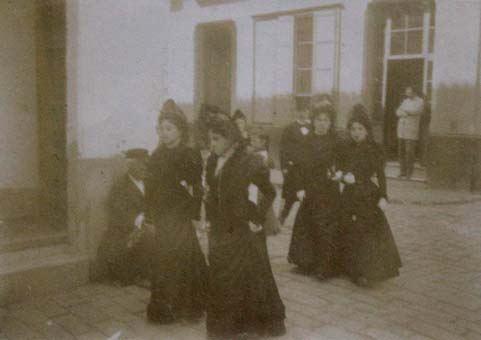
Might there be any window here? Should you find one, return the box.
[389,13,424,56]
[253,8,339,122]
[294,15,314,105]
[294,11,339,110]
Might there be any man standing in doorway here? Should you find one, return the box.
[279,105,311,225]
[396,86,424,179]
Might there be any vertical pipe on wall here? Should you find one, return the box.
[471,1,481,191]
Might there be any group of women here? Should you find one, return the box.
[144,99,285,339]
[142,98,401,339]
[288,104,402,287]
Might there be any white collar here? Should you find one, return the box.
[129,174,145,195]
[215,145,237,176]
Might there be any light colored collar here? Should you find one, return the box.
[128,174,145,195]
[215,144,237,176]
[296,119,310,125]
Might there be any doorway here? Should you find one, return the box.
[195,22,235,115]
[384,58,424,158]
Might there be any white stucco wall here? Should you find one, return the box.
[70,0,170,158]
[0,0,38,188]
[431,0,481,135]
[167,0,367,125]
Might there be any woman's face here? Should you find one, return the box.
[350,122,368,143]
[158,119,181,148]
[235,118,246,132]
[313,113,331,136]
[209,131,233,156]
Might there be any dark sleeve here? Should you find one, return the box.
[144,157,157,223]
[187,149,204,220]
[374,144,388,200]
[334,137,348,172]
[204,154,217,223]
[279,126,290,170]
[108,179,135,234]
[248,155,276,225]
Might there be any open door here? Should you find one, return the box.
[195,22,235,114]
[384,59,424,159]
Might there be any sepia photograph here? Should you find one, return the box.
[1,0,481,339]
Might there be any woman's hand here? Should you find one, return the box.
[343,172,356,184]
[296,190,306,201]
[378,197,388,211]
[332,170,343,182]
[249,222,263,233]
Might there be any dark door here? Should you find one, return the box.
[200,24,233,114]
[384,58,424,158]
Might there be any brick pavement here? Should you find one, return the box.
[2,199,481,339]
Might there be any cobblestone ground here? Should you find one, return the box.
[2,198,481,339]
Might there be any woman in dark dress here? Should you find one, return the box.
[287,105,343,278]
[145,99,207,323]
[339,105,402,287]
[232,109,250,148]
[204,118,286,339]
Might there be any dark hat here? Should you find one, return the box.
[159,98,187,123]
[347,104,373,139]
[158,98,189,144]
[208,116,241,143]
[232,109,246,121]
[124,148,149,160]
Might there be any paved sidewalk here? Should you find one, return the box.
[2,200,481,339]
[270,169,481,205]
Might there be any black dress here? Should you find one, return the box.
[279,122,310,203]
[145,144,208,322]
[339,140,402,283]
[205,146,286,338]
[288,133,343,275]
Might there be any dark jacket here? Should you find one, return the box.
[205,147,275,231]
[146,144,203,223]
[279,121,310,171]
[108,174,145,235]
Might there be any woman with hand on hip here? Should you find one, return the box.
[145,99,207,323]
[204,117,286,339]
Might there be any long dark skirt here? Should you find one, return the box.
[341,193,402,283]
[148,211,207,322]
[288,195,342,276]
[206,227,285,338]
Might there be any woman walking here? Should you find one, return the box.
[204,117,286,339]
[339,105,402,287]
[145,99,207,323]
[287,105,343,278]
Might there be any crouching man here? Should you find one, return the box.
[97,148,152,286]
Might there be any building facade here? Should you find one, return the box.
[1,0,480,304]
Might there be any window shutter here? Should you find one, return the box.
[274,15,294,120]
[254,19,277,123]
[312,10,338,95]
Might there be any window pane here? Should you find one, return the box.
[296,70,312,94]
[297,43,313,68]
[390,31,405,55]
[407,30,422,54]
[427,61,433,81]
[391,14,404,29]
[408,13,423,28]
[296,15,313,42]
[429,28,435,53]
